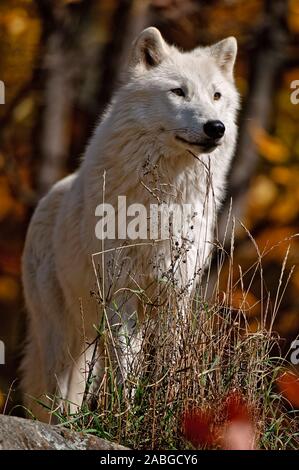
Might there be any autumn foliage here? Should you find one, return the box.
[277,370,299,409]
[0,0,299,449]
[182,391,256,450]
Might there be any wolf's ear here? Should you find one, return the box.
[209,37,237,78]
[130,27,169,69]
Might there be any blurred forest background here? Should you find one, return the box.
[0,0,299,410]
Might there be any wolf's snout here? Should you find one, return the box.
[203,120,225,139]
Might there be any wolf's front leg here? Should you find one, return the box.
[103,294,143,394]
[117,322,143,383]
[21,328,80,423]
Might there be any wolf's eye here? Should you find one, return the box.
[171,88,185,97]
[214,92,222,101]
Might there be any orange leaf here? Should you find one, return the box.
[251,126,289,163]
[277,370,299,408]
[182,409,215,448]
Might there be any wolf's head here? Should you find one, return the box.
[121,27,239,156]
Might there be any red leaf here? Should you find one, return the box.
[182,409,216,448]
[223,390,251,422]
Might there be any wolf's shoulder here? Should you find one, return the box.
[28,173,77,231]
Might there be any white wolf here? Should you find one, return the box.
[21,27,239,421]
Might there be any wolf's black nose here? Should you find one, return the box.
[203,120,225,139]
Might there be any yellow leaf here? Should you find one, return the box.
[255,227,299,264]
[288,0,299,33]
[270,193,299,224]
[247,175,278,211]
[13,97,34,122]
[5,9,28,36]
[271,166,292,185]
[251,126,289,163]
[0,276,19,303]
[230,289,259,317]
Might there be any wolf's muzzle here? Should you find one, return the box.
[203,120,225,139]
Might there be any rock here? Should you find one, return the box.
[0,414,127,450]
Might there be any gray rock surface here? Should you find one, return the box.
[0,414,127,450]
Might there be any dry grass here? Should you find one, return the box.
[51,215,299,450]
